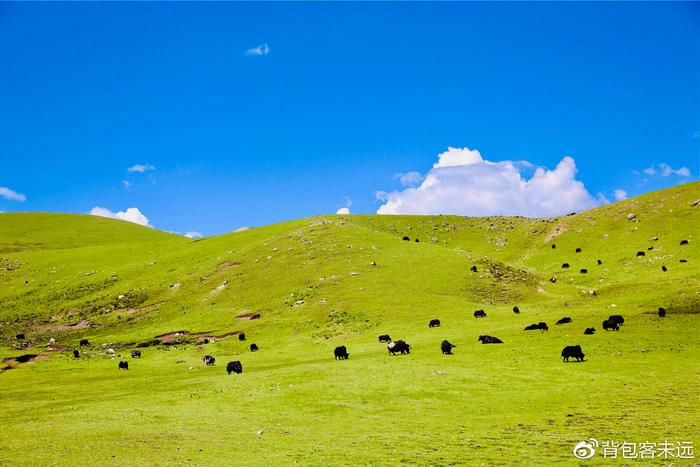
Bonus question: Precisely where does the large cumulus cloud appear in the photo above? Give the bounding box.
[377,147,598,217]
[89,206,152,227]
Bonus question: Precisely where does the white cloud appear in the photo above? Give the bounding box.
[184,231,203,238]
[234,226,251,232]
[122,180,131,189]
[245,43,270,56]
[127,164,155,173]
[335,197,352,214]
[89,206,152,227]
[659,163,690,177]
[0,186,26,202]
[394,171,424,187]
[613,189,628,201]
[376,147,598,217]
[597,192,611,205]
[642,163,691,178]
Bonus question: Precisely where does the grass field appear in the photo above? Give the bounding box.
[0,182,698,465]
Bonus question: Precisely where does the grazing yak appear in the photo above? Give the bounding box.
[473,309,486,318]
[576,248,582,253]
[378,334,391,343]
[562,263,570,269]
[478,335,503,344]
[387,340,411,355]
[429,319,441,328]
[580,269,588,274]
[470,265,478,273]
[561,345,585,362]
[597,259,603,265]
[238,333,246,341]
[584,328,596,335]
[131,350,141,358]
[203,355,216,366]
[525,322,548,332]
[658,307,666,317]
[602,319,620,331]
[513,306,520,314]
[608,315,625,326]
[73,349,80,358]
[556,317,572,325]
[79,339,90,347]
[226,361,243,375]
[661,265,667,272]
[680,259,688,263]
[441,340,456,355]
[402,236,410,241]
[680,239,689,245]
[550,277,557,283]
[118,361,129,370]
[551,244,556,249]
[250,343,258,352]
[334,346,349,360]
[636,251,645,257]
[16,333,25,340]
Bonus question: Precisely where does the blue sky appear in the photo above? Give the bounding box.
[1,2,698,235]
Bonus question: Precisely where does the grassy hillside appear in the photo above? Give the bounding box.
[0,182,698,465]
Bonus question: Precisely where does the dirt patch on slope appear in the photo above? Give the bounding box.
[196,330,245,343]
[218,260,242,271]
[3,353,50,365]
[33,319,92,334]
[235,313,262,320]
[155,330,210,343]
[545,222,568,243]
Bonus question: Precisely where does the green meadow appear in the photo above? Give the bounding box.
[0,182,698,466]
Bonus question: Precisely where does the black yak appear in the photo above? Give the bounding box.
[334,346,349,360]
[561,345,585,362]
[441,340,456,355]
[478,335,503,344]
[387,340,411,355]
[226,361,243,374]
[203,355,216,366]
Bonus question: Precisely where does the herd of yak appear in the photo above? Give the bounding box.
[96,304,666,374]
[13,238,686,375]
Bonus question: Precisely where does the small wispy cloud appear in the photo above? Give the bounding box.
[0,186,26,202]
[184,231,203,238]
[127,164,156,173]
[394,171,424,187]
[245,43,270,57]
[641,163,691,178]
[613,189,628,201]
[122,180,131,189]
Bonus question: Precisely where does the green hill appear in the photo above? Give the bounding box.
[0,182,698,465]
